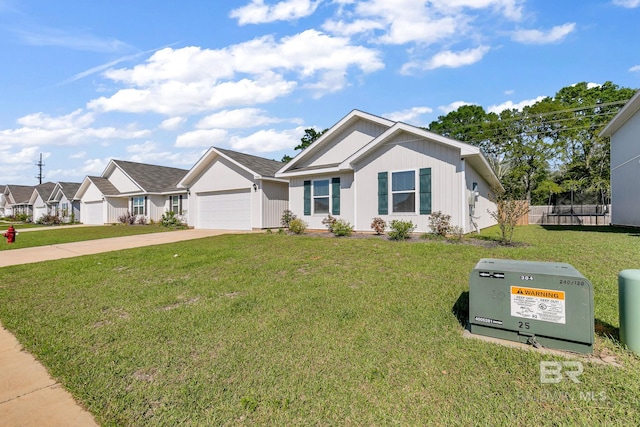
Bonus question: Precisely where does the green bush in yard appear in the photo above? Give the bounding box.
[387,220,415,240]
[330,219,354,237]
[288,218,307,234]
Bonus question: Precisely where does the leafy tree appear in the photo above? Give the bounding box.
[281,127,328,163]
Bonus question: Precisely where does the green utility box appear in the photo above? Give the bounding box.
[469,258,594,354]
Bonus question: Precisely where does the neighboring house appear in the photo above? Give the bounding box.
[47,182,81,223]
[74,160,189,225]
[29,182,56,222]
[178,147,288,230]
[600,89,640,227]
[1,184,37,218]
[276,110,501,233]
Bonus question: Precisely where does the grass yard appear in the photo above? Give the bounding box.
[0,225,639,425]
[0,225,174,251]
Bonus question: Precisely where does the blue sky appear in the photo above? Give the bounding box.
[0,0,639,184]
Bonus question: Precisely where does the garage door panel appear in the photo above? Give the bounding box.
[197,189,251,230]
[82,201,103,225]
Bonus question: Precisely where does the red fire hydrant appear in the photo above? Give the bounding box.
[4,225,16,244]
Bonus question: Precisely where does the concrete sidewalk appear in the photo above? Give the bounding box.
[0,228,255,426]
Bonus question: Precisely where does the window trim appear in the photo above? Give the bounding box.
[390,169,417,214]
[132,196,145,216]
[312,178,331,215]
[170,195,181,214]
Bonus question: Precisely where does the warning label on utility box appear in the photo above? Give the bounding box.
[510,286,566,324]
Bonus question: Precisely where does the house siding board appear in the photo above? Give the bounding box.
[289,173,354,230]
[464,165,497,231]
[354,135,463,233]
[297,120,388,170]
[106,198,129,223]
[610,112,640,226]
[261,181,289,228]
[109,168,141,193]
[32,195,48,222]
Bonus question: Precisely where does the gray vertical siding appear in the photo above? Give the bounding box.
[261,181,289,229]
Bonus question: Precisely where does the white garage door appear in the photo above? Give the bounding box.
[197,189,251,230]
[82,201,103,225]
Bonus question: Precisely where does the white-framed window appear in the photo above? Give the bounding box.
[170,195,180,214]
[313,179,330,214]
[61,202,69,217]
[391,170,416,213]
[132,197,145,215]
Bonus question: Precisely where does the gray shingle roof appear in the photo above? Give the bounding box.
[5,185,35,204]
[57,182,81,199]
[215,147,284,178]
[112,160,189,193]
[88,177,121,196]
[34,182,56,200]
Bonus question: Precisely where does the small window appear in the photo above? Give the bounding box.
[170,196,180,214]
[313,180,330,214]
[133,197,145,215]
[392,170,416,213]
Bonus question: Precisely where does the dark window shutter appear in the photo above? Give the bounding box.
[331,177,340,215]
[378,172,388,215]
[303,180,311,215]
[419,168,432,215]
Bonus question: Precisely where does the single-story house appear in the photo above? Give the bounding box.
[74,160,189,225]
[1,184,41,218]
[29,182,56,222]
[600,89,640,227]
[276,110,501,234]
[178,147,288,230]
[47,182,81,223]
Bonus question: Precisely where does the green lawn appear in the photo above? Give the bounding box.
[0,225,174,251]
[1,226,639,425]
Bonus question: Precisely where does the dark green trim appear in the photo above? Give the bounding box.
[303,180,311,215]
[378,172,388,215]
[419,168,432,215]
[331,177,340,215]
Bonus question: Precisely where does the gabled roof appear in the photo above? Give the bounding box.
[600,89,640,137]
[277,109,394,175]
[275,109,502,189]
[4,184,36,204]
[88,176,121,196]
[179,147,286,188]
[105,160,189,193]
[29,182,56,204]
[47,182,82,202]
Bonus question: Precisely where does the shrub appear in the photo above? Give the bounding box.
[387,220,415,240]
[429,211,452,237]
[36,214,62,225]
[370,217,386,235]
[15,213,29,223]
[487,186,530,245]
[136,215,148,225]
[288,218,307,234]
[331,219,354,237]
[322,214,337,232]
[449,225,465,241]
[118,211,136,225]
[281,210,297,228]
[160,211,184,228]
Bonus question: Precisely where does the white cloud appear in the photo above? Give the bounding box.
[175,129,229,148]
[0,110,151,147]
[322,19,385,37]
[14,26,131,52]
[383,107,433,123]
[512,23,576,44]
[402,45,490,73]
[230,127,305,152]
[196,108,295,129]
[438,101,473,114]
[613,0,640,8]
[89,30,383,115]
[70,151,86,159]
[230,0,320,25]
[504,89,515,95]
[430,0,524,20]
[487,95,545,113]
[629,65,640,72]
[160,117,187,131]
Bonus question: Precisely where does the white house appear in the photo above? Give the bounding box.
[29,182,56,222]
[178,147,288,230]
[276,110,501,233]
[600,89,640,227]
[74,160,189,225]
[47,182,81,223]
[1,185,36,218]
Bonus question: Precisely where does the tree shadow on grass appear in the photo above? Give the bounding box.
[595,318,620,342]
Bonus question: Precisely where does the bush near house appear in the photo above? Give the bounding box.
[387,220,416,240]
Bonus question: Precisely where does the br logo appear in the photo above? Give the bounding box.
[539,361,583,384]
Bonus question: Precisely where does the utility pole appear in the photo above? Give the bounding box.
[35,153,45,184]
